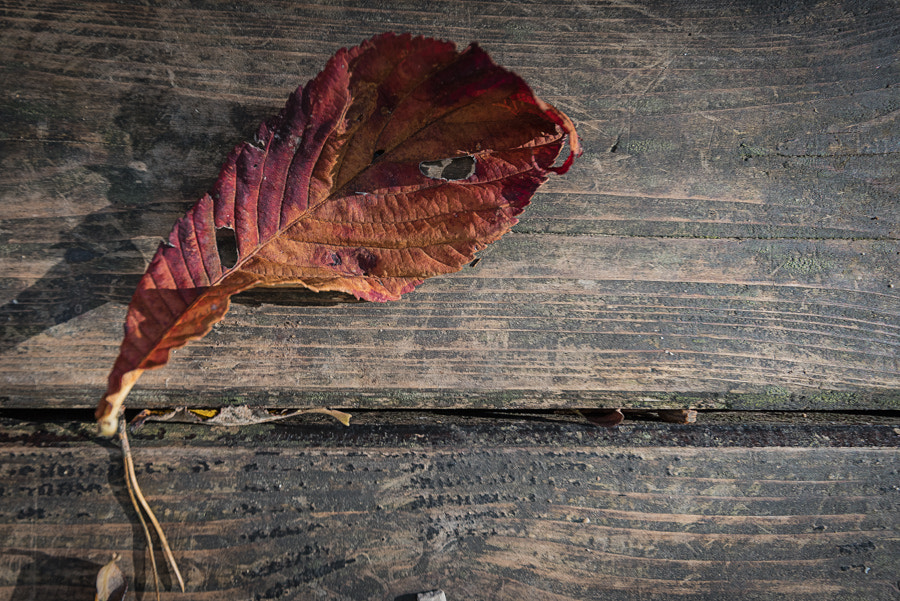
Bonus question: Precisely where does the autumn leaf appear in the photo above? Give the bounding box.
[96,32,581,436]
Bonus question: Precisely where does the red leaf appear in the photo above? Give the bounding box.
[96,33,580,435]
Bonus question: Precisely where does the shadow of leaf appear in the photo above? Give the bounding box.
[0,209,146,354]
[0,87,278,355]
[6,549,102,600]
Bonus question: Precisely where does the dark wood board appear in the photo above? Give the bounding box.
[1,0,899,412]
[1,412,899,600]
[2,4,898,599]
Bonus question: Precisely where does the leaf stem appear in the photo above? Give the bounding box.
[118,416,186,593]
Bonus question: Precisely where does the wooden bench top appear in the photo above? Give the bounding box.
[1,0,897,413]
[1,413,898,600]
[1,1,898,600]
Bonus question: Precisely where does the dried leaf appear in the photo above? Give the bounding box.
[656,409,698,424]
[96,33,580,435]
[95,554,127,601]
[132,405,351,427]
[579,408,625,428]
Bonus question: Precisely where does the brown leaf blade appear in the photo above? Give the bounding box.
[97,33,580,435]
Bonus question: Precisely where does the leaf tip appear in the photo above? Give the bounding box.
[98,415,119,438]
[96,368,144,437]
[332,409,352,426]
[534,96,582,175]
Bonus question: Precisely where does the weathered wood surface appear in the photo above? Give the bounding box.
[1,0,899,411]
[1,413,898,600]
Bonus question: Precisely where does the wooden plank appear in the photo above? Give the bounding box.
[2,235,899,409]
[1,0,898,410]
[1,414,898,600]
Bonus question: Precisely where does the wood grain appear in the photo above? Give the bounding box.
[1,0,899,410]
[1,415,898,600]
[2,234,897,410]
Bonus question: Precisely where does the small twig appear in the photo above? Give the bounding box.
[118,416,186,593]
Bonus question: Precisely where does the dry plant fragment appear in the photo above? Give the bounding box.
[95,554,127,601]
[132,405,351,428]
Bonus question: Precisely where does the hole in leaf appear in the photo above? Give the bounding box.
[215,227,238,269]
[353,248,377,276]
[372,149,385,161]
[419,155,476,181]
